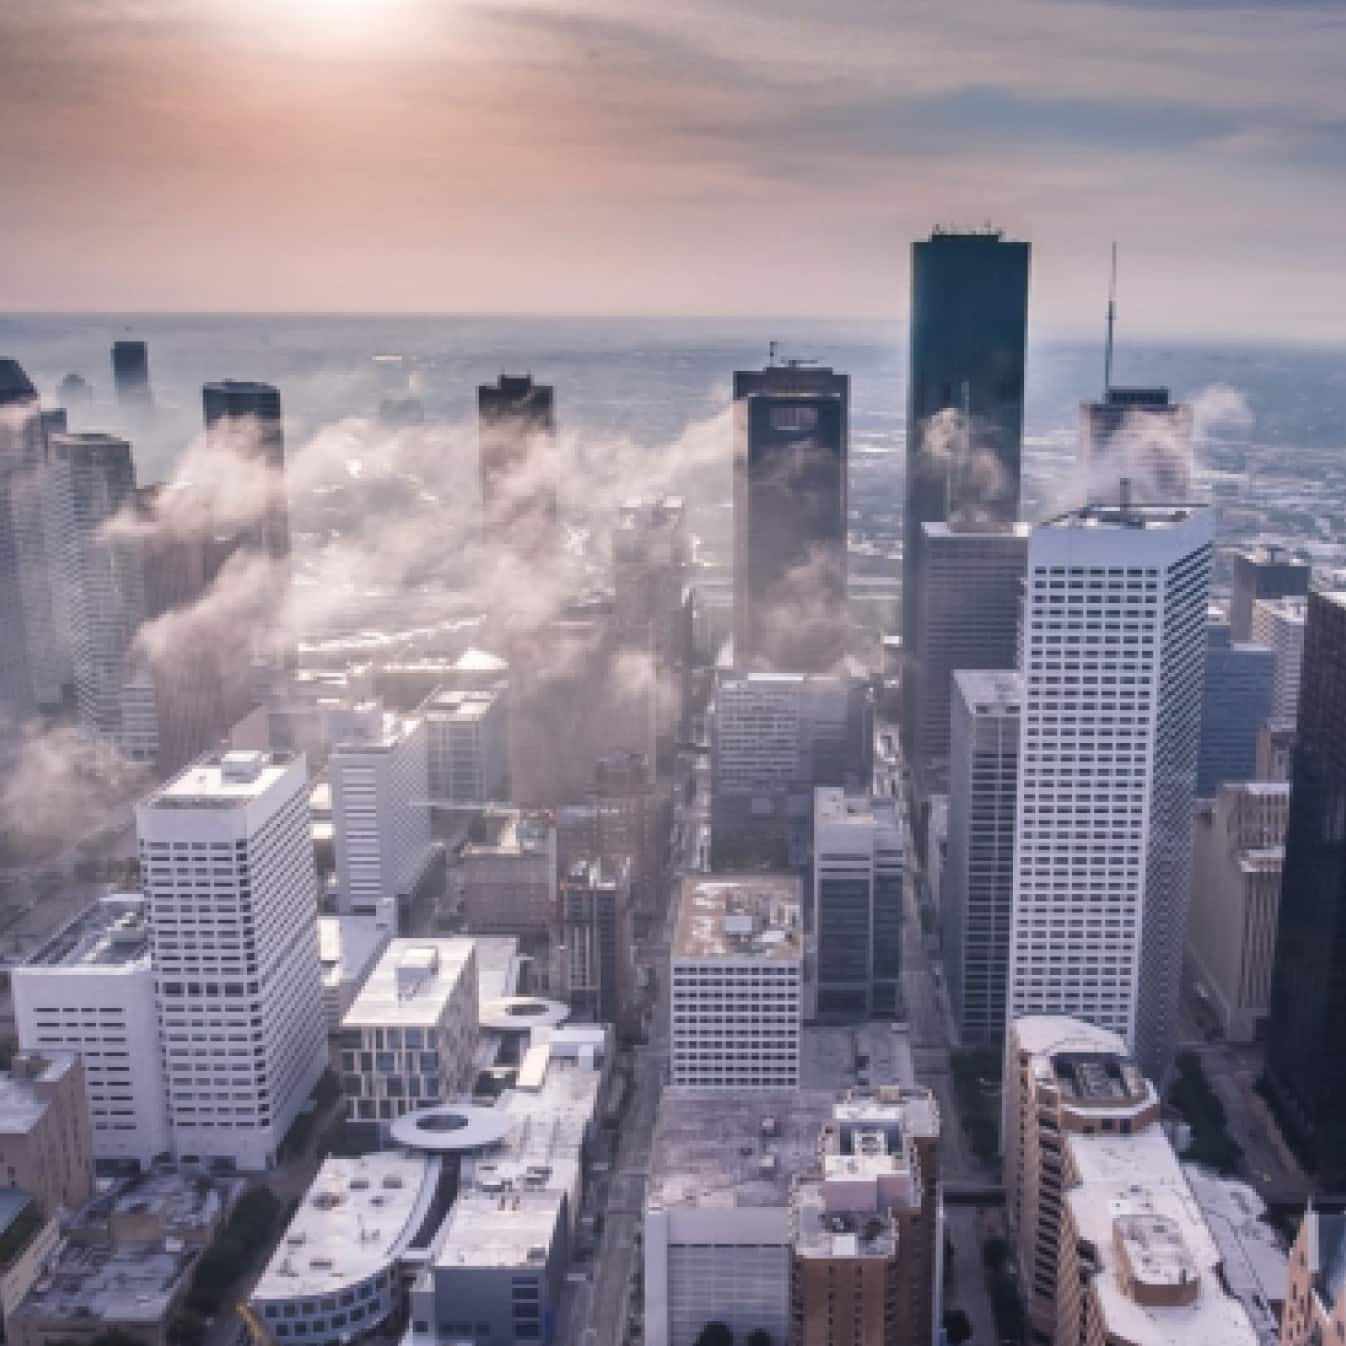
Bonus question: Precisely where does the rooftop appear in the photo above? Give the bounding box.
[12,1244,194,1325]
[954,668,1023,711]
[464,810,552,857]
[252,1152,441,1303]
[23,895,150,970]
[76,1167,229,1237]
[922,521,1032,541]
[1043,502,1203,531]
[343,940,476,1029]
[1253,594,1309,623]
[673,873,803,961]
[0,1053,80,1134]
[422,688,500,721]
[433,1186,565,1272]
[145,750,297,809]
[331,709,421,753]
[317,915,388,994]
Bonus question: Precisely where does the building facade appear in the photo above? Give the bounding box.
[421,686,508,804]
[202,379,290,568]
[0,1053,94,1220]
[560,858,633,1028]
[1197,620,1275,797]
[477,373,556,533]
[461,810,557,942]
[1251,594,1308,724]
[1230,545,1309,642]
[1077,386,1194,503]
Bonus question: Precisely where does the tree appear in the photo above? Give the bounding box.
[695,1324,734,1346]
[746,1331,772,1346]
[943,1308,973,1345]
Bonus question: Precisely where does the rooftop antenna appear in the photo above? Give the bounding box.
[1104,242,1118,397]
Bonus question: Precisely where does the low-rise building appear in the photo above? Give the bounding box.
[1282,1204,1346,1346]
[461,811,557,942]
[0,1054,94,1220]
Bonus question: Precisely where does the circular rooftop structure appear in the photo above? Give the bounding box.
[479,995,570,1033]
[389,1104,514,1153]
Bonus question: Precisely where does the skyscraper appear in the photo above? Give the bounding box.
[1009,502,1213,1080]
[477,373,556,531]
[1264,591,1346,1181]
[137,749,326,1170]
[1196,620,1274,797]
[202,379,290,567]
[1230,545,1310,642]
[902,230,1030,762]
[111,340,152,411]
[733,362,848,674]
[47,432,143,744]
[1251,593,1308,723]
[1078,386,1194,503]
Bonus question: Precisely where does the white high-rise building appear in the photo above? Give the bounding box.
[421,686,508,804]
[330,707,434,931]
[1009,503,1213,1079]
[137,749,327,1171]
[13,895,172,1168]
[1250,594,1307,723]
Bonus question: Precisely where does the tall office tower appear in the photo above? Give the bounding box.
[1078,386,1194,503]
[670,873,804,1088]
[1256,716,1296,782]
[560,856,632,1027]
[329,706,434,932]
[57,372,92,410]
[47,432,144,743]
[1265,591,1346,1182]
[13,895,172,1167]
[0,360,62,713]
[1251,593,1308,723]
[477,373,557,531]
[944,670,1020,1045]
[1230,544,1310,642]
[907,522,1027,803]
[1003,1017,1161,1343]
[902,230,1029,761]
[790,1091,941,1346]
[1009,502,1214,1080]
[812,789,904,1017]
[137,749,326,1170]
[111,340,152,411]
[1196,619,1274,797]
[202,379,290,567]
[591,750,673,916]
[732,362,848,674]
[1187,782,1288,1044]
[421,685,508,803]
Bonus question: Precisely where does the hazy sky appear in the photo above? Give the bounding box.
[3,0,1344,336]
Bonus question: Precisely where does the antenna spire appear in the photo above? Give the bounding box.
[1104,242,1118,396]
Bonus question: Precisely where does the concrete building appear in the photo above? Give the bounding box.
[461,810,557,942]
[421,686,508,804]
[12,896,172,1167]
[317,915,388,1031]
[330,707,434,930]
[477,373,556,533]
[1003,1016,1160,1343]
[1250,594,1307,724]
[790,1090,942,1346]
[1229,545,1309,642]
[338,940,479,1141]
[644,1089,837,1346]
[670,874,805,1089]
[559,857,633,1028]
[1187,783,1289,1043]
[0,1053,94,1220]
[1281,1205,1346,1346]
[1009,503,1214,1080]
[812,789,904,1017]
[251,1151,445,1346]
[1196,621,1274,797]
[943,670,1020,1044]
[137,750,327,1170]
[1078,386,1195,503]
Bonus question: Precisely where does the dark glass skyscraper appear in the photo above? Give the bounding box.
[202,379,290,567]
[1265,590,1346,1180]
[901,231,1029,760]
[732,362,848,673]
[477,373,556,531]
[112,340,152,410]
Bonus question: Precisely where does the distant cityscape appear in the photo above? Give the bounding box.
[0,226,1343,1346]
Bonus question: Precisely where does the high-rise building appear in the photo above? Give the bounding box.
[421,685,508,804]
[329,706,434,931]
[906,522,1027,802]
[1187,782,1288,1044]
[111,340,151,411]
[202,379,290,567]
[1251,593,1308,723]
[1256,716,1296,782]
[670,873,804,1088]
[1009,502,1213,1079]
[812,789,904,1017]
[733,362,848,674]
[137,749,327,1170]
[460,809,557,943]
[57,372,92,410]
[1265,591,1346,1181]
[1196,620,1274,797]
[560,856,633,1027]
[48,432,143,744]
[944,670,1020,1044]
[1078,386,1194,503]
[1230,545,1309,642]
[903,230,1029,762]
[477,373,556,530]
[13,895,172,1167]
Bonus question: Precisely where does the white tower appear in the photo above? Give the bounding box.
[1009,501,1213,1079]
[137,749,327,1171]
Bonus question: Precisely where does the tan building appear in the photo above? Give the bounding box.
[790,1089,941,1346]
[462,809,557,940]
[0,1053,93,1220]
[1256,718,1295,783]
[1003,1017,1160,1344]
[1281,1205,1346,1345]
[1188,782,1289,1043]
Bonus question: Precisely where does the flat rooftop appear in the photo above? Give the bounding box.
[318,915,388,991]
[434,1187,564,1272]
[145,750,296,809]
[252,1152,441,1303]
[1043,502,1201,531]
[813,788,895,828]
[648,1089,836,1212]
[1253,594,1309,623]
[674,873,803,961]
[955,668,1022,711]
[795,1173,898,1260]
[922,521,1031,541]
[423,688,500,720]
[331,709,421,753]
[464,810,552,857]
[343,940,476,1028]
[473,936,523,1005]
[0,1053,79,1134]
[11,1244,194,1325]
[1013,1015,1128,1060]
[24,895,149,970]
